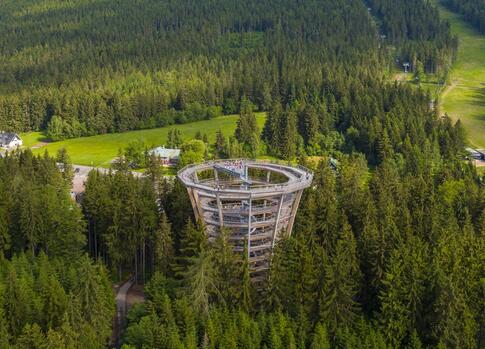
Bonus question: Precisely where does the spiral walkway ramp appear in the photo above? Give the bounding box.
[178,159,313,281]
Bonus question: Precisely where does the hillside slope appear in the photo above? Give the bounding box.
[437,2,485,148]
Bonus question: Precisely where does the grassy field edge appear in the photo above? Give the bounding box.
[22,113,266,167]
[436,2,485,149]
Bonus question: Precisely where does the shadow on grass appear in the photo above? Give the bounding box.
[27,133,53,148]
[37,135,52,143]
[471,84,485,116]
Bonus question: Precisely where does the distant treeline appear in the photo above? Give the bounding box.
[0,0,454,139]
[442,0,485,33]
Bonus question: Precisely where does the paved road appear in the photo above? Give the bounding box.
[474,159,485,168]
[116,277,134,324]
[71,164,143,195]
[114,277,135,348]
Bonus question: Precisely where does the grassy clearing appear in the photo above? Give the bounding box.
[22,113,266,167]
[392,68,444,100]
[21,132,48,148]
[436,3,485,149]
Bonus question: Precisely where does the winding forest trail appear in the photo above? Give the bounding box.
[436,3,485,149]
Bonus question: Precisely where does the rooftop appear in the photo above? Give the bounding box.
[0,132,21,145]
[149,147,180,159]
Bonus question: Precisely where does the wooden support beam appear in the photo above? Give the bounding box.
[215,191,224,227]
[286,190,303,236]
[247,195,252,259]
[192,190,205,221]
[186,188,200,221]
[271,194,285,250]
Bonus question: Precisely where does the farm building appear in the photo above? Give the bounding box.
[0,132,22,149]
[149,147,181,165]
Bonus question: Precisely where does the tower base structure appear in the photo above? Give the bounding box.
[177,159,313,281]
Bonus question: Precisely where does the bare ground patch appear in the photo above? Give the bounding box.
[31,141,50,149]
[127,284,145,311]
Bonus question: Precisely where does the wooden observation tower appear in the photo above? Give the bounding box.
[178,159,313,282]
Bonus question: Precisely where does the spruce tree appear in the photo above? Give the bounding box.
[413,60,425,84]
[262,99,283,157]
[0,284,10,349]
[18,183,40,255]
[4,264,34,338]
[55,148,73,184]
[183,250,217,317]
[214,130,228,159]
[15,323,46,349]
[379,238,427,347]
[319,218,361,334]
[235,96,259,157]
[240,241,253,313]
[281,109,298,160]
[313,159,338,249]
[406,329,423,349]
[73,256,114,343]
[377,129,393,164]
[299,104,319,146]
[37,260,68,329]
[431,224,479,348]
[310,323,331,349]
[145,153,162,185]
[211,228,240,306]
[0,210,10,255]
[174,219,207,279]
[153,213,174,276]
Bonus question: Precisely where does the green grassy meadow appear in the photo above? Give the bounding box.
[21,132,49,148]
[436,3,485,149]
[22,113,266,167]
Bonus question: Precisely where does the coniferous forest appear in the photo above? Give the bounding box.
[367,0,457,73]
[0,0,455,139]
[441,0,485,33]
[0,152,114,348]
[0,0,484,348]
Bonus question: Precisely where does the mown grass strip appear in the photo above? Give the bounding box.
[437,3,485,149]
[22,113,266,167]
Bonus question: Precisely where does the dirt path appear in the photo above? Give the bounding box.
[474,158,485,167]
[440,80,457,103]
[393,72,410,82]
[127,284,145,309]
[31,141,50,149]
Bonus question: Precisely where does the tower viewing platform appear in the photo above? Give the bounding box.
[177,159,313,281]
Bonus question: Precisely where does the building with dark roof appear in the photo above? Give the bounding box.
[0,132,22,149]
